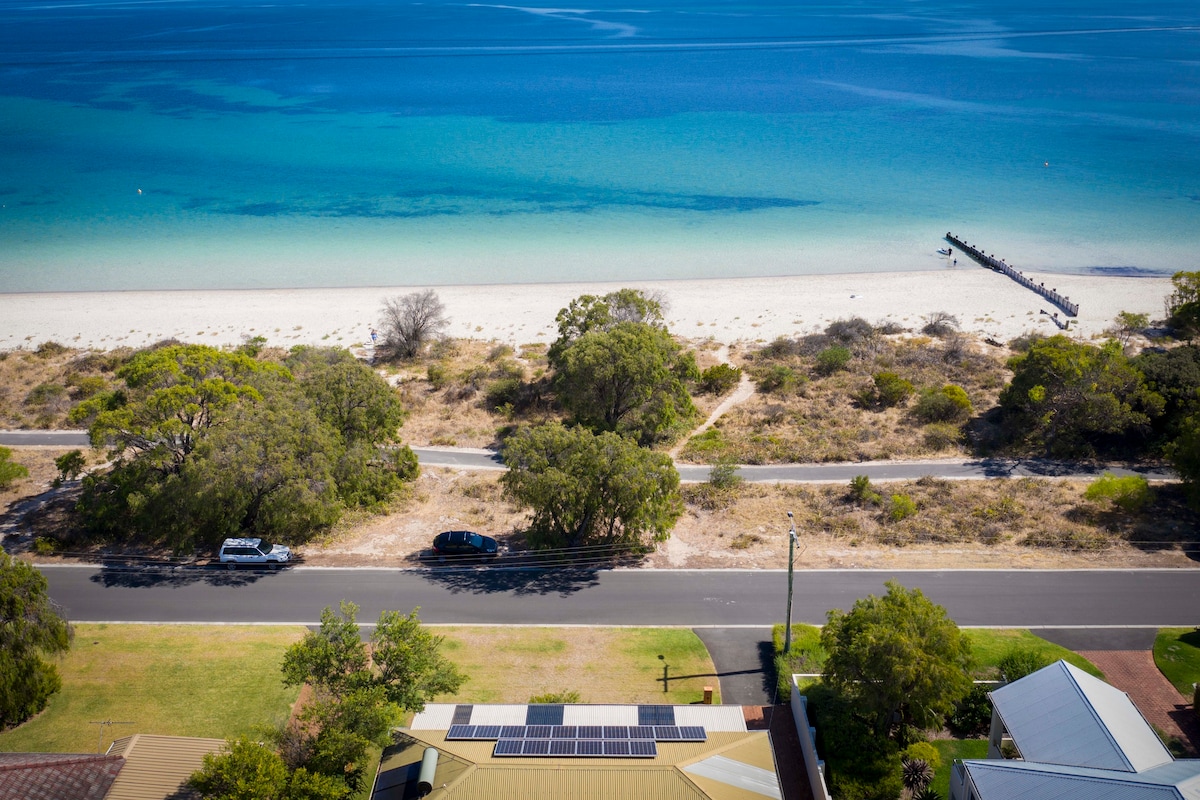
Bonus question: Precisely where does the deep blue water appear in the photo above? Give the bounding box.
[0,0,1197,291]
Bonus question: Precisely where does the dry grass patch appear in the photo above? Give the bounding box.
[0,624,304,753]
[0,344,126,429]
[436,627,719,705]
[679,329,1011,463]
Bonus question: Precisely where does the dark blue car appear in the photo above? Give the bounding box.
[431,530,499,560]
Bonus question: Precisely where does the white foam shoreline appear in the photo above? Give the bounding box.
[0,269,1171,352]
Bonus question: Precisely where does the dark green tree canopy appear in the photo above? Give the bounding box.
[821,580,973,740]
[501,422,683,550]
[998,335,1163,456]
[548,288,666,361]
[74,344,414,551]
[0,446,29,490]
[0,553,73,729]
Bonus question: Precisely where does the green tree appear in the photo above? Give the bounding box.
[0,552,73,729]
[0,446,29,490]
[547,288,666,362]
[53,449,86,483]
[501,423,683,550]
[997,648,1052,683]
[376,290,449,361]
[1133,344,1200,441]
[1168,412,1200,505]
[288,348,405,445]
[551,321,697,444]
[279,602,463,791]
[188,737,347,800]
[821,581,973,740]
[998,335,1163,456]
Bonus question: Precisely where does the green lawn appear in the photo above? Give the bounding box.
[0,624,305,754]
[437,626,720,705]
[963,629,1104,678]
[1153,627,1200,696]
[930,738,988,798]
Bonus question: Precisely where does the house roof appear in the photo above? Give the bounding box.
[377,704,781,800]
[0,753,123,800]
[961,757,1200,800]
[103,734,226,800]
[989,660,1173,772]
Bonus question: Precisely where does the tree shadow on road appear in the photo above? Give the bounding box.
[88,563,286,588]
[416,566,601,597]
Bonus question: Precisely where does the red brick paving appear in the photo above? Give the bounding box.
[1077,650,1200,756]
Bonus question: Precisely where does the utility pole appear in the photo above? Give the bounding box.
[784,510,797,654]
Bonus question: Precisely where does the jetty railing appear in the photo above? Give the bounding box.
[945,232,1079,317]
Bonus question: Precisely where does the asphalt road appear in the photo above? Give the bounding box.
[0,431,1173,482]
[40,566,1200,628]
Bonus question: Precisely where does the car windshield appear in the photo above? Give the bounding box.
[256,541,273,555]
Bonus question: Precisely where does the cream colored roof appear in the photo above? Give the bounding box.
[373,728,781,800]
[103,734,225,800]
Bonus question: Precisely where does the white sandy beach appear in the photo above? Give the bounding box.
[0,268,1171,352]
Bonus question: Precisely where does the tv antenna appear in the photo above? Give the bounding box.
[89,720,135,753]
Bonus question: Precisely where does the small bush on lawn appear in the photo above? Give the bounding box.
[1084,472,1154,512]
[816,345,852,376]
[699,363,741,395]
[529,690,581,704]
[903,742,942,771]
[873,371,914,408]
[999,647,1053,682]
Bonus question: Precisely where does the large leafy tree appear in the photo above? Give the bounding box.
[548,290,697,444]
[278,602,463,792]
[188,737,345,800]
[821,581,972,740]
[998,335,1163,456]
[501,422,683,550]
[72,344,414,550]
[0,553,72,729]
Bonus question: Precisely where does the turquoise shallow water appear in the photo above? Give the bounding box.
[0,0,1197,291]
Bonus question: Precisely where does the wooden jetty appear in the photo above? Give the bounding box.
[945,232,1079,318]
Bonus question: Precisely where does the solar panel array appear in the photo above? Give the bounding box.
[447,722,705,759]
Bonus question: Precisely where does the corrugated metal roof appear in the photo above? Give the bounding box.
[683,755,782,799]
[963,758,1200,800]
[103,734,225,800]
[413,704,748,732]
[373,725,780,799]
[990,660,1172,772]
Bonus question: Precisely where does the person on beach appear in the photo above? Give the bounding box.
[370,328,378,345]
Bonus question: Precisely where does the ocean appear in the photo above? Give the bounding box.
[1,0,1197,292]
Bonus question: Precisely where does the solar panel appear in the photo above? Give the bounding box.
[446,725,476,740]
[452,704,474,725]
[679,726,707,742]
[629,725,655,739]
[578,726,603,739]
[522,739,551,755]
[577,740,603,756]
[550,726,577,739]
[630,741,658,757]
[475,725,502,739]
[500,725,526,739]
[638,705,675,726]
[603,740,630,756]
[654,726,681,740]
[525,704,564,726]
[550,740,576,756]
[603,726,628,739]
[494,740,523,756]
[525,725,551,739]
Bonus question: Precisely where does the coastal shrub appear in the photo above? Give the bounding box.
[529,690,581,704]
[377,289,450,361]
[755,365,803,395]
[707,460,744,490]
[888,493,918,522]
[1084,473,1154,512]
[24,382,70,415]
[486,377,524,411]
[848,475,882,506]
[54,450,86,484]
[914,384,972,423]
[426,363,450,390]
[875,320,906,335]
[758,336,801,360]
[815,346,852,376]
[921,311,959,337]
[65,373,107,399]
[34,340,69,358]
[923,422,963,450]
[1008,330,1047,353]
[487,343,514,362]
[699,363,741,395]
[825,317,875,345]
[0,446,29,489]
[873,371,914,408]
